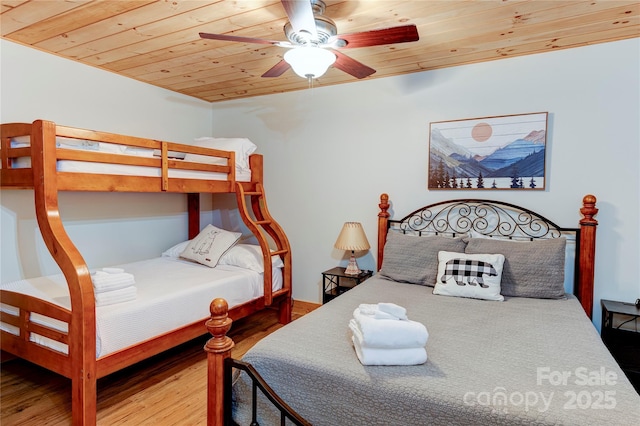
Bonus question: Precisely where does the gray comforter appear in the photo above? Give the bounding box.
[233,277,640,425]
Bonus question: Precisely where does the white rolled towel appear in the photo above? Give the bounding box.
[95,286,137,307]
[358,304,400,320]
[351,309,428,349]
[357,303,408,320]
[377,302,408,320]
[351,335,427,366]
[92,270,135,293]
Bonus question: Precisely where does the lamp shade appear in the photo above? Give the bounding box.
[334,222,370,251]
[284,46,336,79]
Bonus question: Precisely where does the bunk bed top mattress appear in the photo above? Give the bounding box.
[9,156,251,182]
[6,137,251,181]
[1,257,282,357]
[233,276,640,426]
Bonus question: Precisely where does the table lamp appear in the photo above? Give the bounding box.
[334,222,370,275]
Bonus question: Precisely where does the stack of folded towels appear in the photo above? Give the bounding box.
[349,302,428,366]
[91,267,137,307]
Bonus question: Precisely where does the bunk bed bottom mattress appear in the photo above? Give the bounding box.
[0,257,282,357]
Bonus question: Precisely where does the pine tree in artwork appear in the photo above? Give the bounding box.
[519,177,524,188]
[436,160,446,188]
[466,177,472,188]
[460,178,465,188]
[492,180,497,189]
[428,163,437,188]
[529,177,536,188]
[510,166,520,188]
[476,172,485,188]
[451,175,458,188]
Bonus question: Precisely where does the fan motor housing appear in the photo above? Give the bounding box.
[284,0,337,46]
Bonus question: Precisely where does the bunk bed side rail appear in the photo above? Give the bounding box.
[0,289,73,376]
[2,120,244,192]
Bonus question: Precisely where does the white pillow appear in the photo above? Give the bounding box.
[179,225,241,268]
[162,240,190,258]
[184,137,257,172]
[218,244,285,273]
[433,251,505,301]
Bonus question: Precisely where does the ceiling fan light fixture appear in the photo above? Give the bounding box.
[284,46,336,79]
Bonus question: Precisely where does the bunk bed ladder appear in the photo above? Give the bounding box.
[235,183,292,317]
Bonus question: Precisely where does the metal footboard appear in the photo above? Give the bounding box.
[226,358,311,426]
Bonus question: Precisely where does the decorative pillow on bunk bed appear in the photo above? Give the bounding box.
[179,224,241,268]
[218,244,285,273]
[433,251,505,301]
[464,237,566,299]
[379,231,467,286]
[184,137,257,172]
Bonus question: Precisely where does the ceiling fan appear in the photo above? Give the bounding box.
[199,0,419,80]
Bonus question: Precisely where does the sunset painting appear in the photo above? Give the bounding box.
[428,112,548,190]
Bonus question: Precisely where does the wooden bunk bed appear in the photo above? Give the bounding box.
[205,194,640,425]
[0,119,292,425]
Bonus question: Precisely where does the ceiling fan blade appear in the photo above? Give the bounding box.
[333,24,419,49]
[262,60,291,78]
[199,32,289,46]
[332,50,375,79]
[281,0,318,39]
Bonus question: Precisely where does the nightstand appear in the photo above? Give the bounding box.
[600,299,640,393]
[322,267,372,304]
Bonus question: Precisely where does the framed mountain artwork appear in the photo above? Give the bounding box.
[428,112,548,190]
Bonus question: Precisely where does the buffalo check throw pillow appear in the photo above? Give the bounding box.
[433,251,505,301]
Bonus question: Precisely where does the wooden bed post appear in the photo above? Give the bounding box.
[377,193,390,271]
[578,194,598,319]
[187,193,200,239]
[205,298,235,426]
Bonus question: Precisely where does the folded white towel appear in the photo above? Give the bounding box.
[95,286,137,307]
[358,304,400,320]
[91,270,135,293]
[351,335,427,366]
[351,309,429,349]
[101,267,125,274]
[377,302,408,320]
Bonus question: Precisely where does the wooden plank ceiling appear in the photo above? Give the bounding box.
[2,0,638,103]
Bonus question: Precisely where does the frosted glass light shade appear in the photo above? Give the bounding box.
[284,46,336,79]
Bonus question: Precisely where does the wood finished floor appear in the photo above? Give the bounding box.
[0,301,319,425]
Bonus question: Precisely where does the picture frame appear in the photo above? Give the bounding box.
[428,112,548,190]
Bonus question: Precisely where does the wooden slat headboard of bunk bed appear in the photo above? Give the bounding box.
[0,120,291,425]
[204,193,599,425]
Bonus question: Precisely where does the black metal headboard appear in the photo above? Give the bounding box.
[387,199,578,240]
[382,198,581,295]
[377,194,598,317]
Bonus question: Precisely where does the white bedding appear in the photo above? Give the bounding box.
[56,159,251,181]
[6,137,252,181]
[0,257,282,357]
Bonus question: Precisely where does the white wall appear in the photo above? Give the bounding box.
[210,39,640,328]
[2,38,638,330]
[0,40,213,282]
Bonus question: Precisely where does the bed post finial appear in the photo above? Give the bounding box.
[205,298,234,426]
[578,195,598,319]
[377,194,391,271]
[580,195,598,225]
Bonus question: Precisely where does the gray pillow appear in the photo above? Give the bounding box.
[464,237,566,299]
[379,232,467,286]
